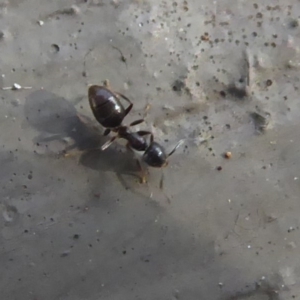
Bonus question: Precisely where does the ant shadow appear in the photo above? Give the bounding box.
[24,89,102,152]
[24,89,142,189]
[79,147,144,189]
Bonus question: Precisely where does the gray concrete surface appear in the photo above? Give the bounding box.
[1,0,300,299]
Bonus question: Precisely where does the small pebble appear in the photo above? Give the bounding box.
[286,241,296,249]
[70,5,80,15]
[60,250,71,257]
[224,151,232,159]
[13,83,22,90]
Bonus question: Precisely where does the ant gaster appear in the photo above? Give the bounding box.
[88,83,144,136]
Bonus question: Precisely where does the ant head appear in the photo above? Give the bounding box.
[143,142,168,168]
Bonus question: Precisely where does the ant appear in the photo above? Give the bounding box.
[88,81,183,184]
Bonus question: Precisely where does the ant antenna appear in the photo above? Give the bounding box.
[83,47,95,86]
[112,46,128,69]
[168,139,184,157]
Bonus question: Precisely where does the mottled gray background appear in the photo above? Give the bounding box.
[1,0,300,299]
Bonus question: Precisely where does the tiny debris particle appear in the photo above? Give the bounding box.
[37,20,44,26]
[217,166,222,171]
[201,34,209,41]
[73,234,80,239]
[61,250,71,257]
[61,5,80,15]
[224,152,232,159]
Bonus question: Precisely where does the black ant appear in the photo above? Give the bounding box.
[88,81,183,184]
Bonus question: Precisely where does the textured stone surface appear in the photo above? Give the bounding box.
[1,0,300,299]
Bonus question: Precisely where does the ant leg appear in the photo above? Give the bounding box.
[125,141,133,152]
[143,103,151,118]
[136,130,153,137]
[136,130,154,144]
[124,102,133,116]
[115,92,133,117]
[136,159,147,184]
[101,135,118,151]
[126,142,147,184]
[150,132,154,143]
[103,128,111,136]
[159,170,164,190]
[167,140,184,157]
[129,119,144,127]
